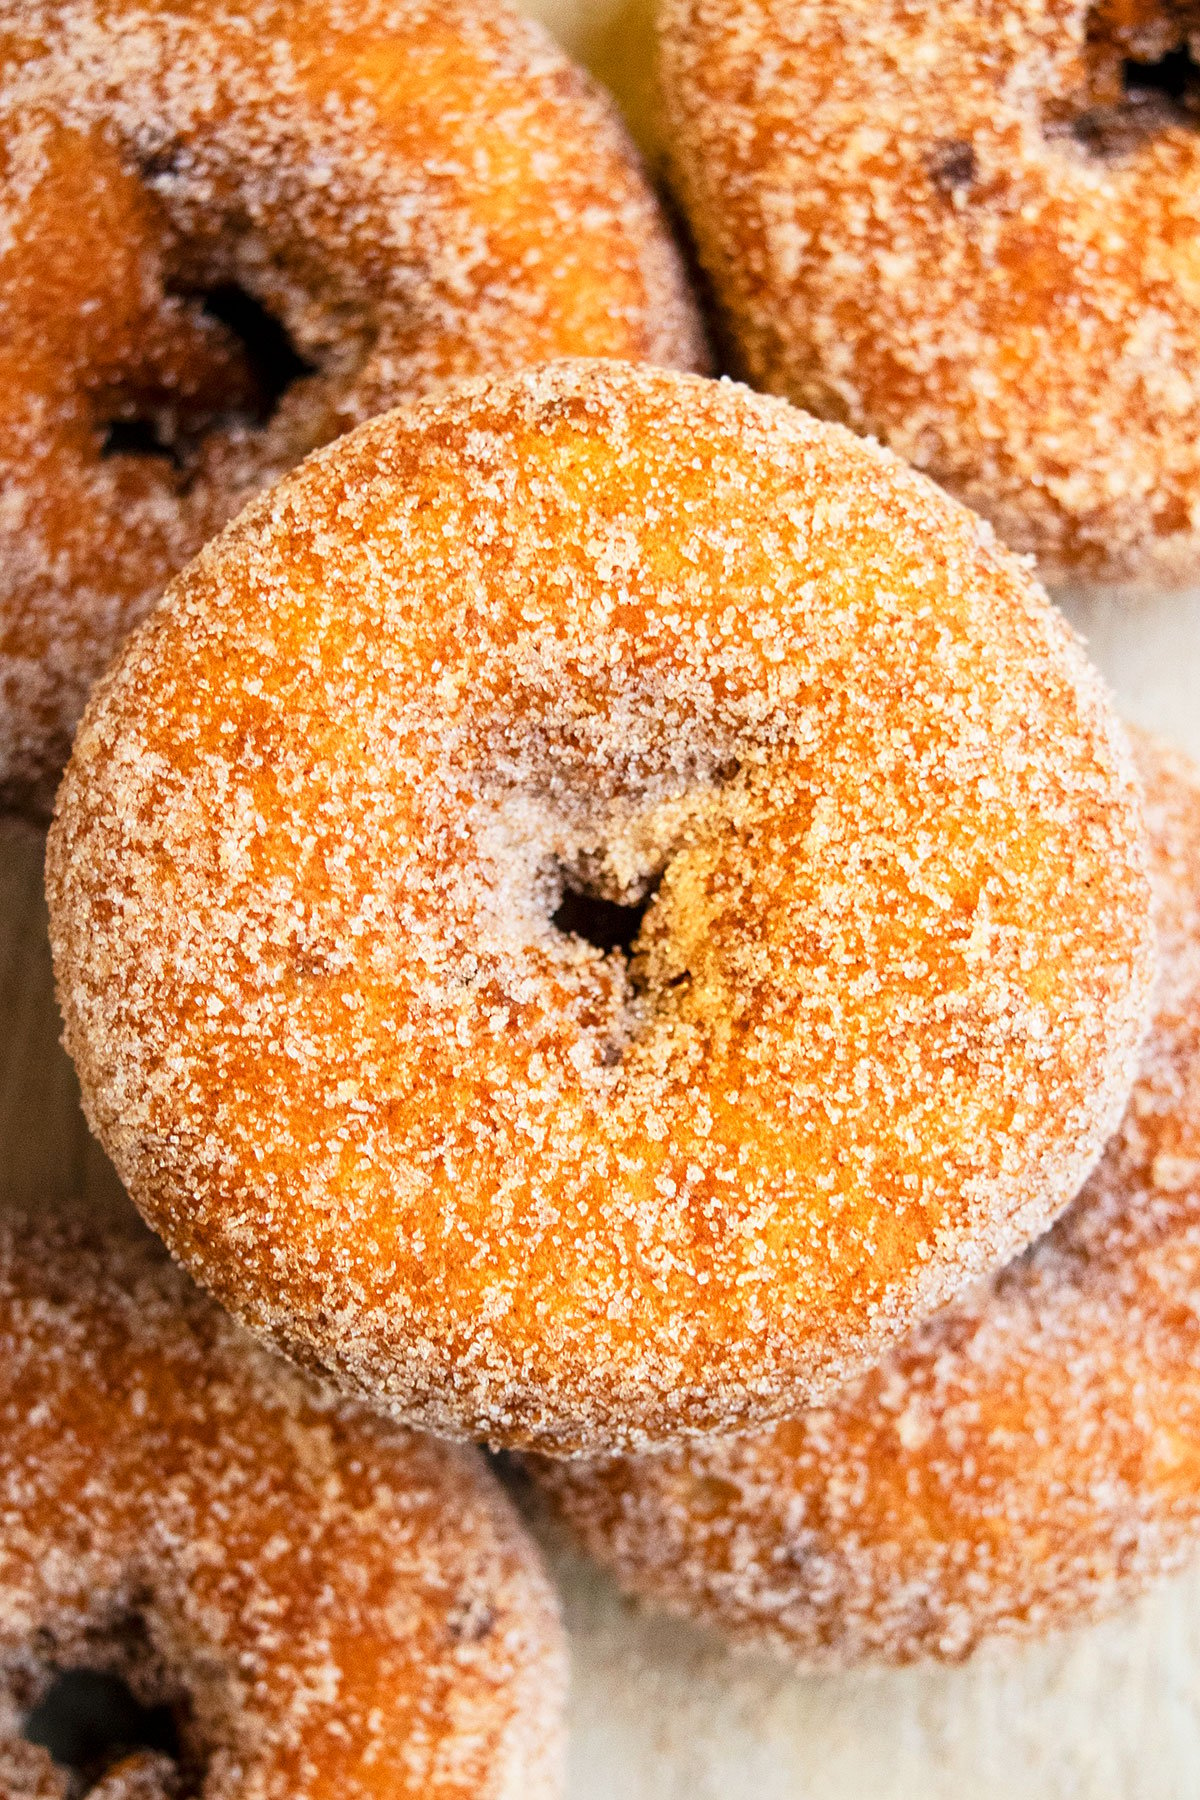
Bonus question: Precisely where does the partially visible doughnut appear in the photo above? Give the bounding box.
[0,0,704,810]
[530,733,1200,1664]
[0,1201,565,1798]
[657,0,1200,588]
[46,361,1154,1455]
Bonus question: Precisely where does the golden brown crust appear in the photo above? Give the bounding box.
[0,1201,566,1798]
[0,0,705,810]
[530,732,1200,1665]
[658,0,1200,589]
[46,360,1154,1455]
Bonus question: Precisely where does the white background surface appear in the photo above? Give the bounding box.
[0,2,1196,1793]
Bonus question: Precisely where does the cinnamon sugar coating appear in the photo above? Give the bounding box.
[530,733,1200,1665]
[46,361,1153,1455]
[0,0,704,811]
[0,1201,565,1799]
[658,0,1200,588]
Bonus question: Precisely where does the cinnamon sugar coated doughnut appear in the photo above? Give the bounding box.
[0,1203,565,1797]
[657,0,1200,587]
[46,360,1154,1456]
[0,0,704,811]
[531,732,1200,1665]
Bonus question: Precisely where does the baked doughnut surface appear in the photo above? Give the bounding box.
[0,0,704,810]
[658,0,1200,588]
[0,1202,565,1798]
[46,361,1154,1455]
[531,733,1200,1664]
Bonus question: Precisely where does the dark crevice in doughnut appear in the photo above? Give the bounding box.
[652,181,723,372]
[1104,35,1200,132]
[1059,7,1200,152]
[139,141,183,182]
[927,138,978,197]
[98,284,314,473]
[1122,38,1200,103]
[100,416,184,468]
[551,873,662,961]
[446,1595,498,1644]
[197,283,316,424]
[551,866,695,1069]
[23,1668,182,1798]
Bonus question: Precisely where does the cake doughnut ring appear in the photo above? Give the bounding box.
[46,360,1154,1457]
[531,733,1200,1664]
[0,0,704,811]
[658,0,1200,588]
[0,1201,565,1799]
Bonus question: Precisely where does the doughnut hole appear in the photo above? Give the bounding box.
[545,758,745,1018]
[478,777,739,1074]
[551,878,660,964]
[5,1613,202,1800]
[1053,2,1200,152]
[23,1674,181,1799]
[21,127,327,501]
[96,283,316,473]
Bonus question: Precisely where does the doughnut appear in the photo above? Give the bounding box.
[0,1201,565,1797]
[530,732,1200,1664]
[46,359,1154,1457]
[657,0,1200,588]
[0,0,705,812]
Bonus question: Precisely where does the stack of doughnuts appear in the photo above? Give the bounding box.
[2,3,1200,1787]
